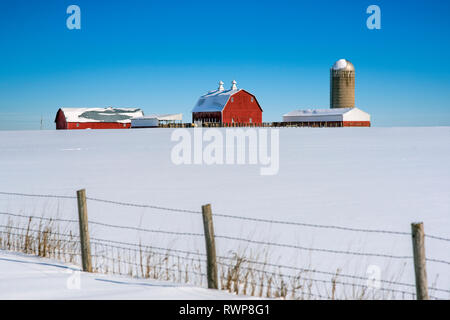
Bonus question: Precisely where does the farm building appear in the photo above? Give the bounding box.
[55,107,144,130]
[282,59,371,127]
[282,107,371,127]
[131,113,183,128]
[192,81,262,125]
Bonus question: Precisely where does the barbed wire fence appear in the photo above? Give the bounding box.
[0,190,449,300]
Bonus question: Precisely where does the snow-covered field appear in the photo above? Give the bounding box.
[0,250,245,299]
[0,127,449,299]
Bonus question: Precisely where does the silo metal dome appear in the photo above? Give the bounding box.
[330,59,355,109]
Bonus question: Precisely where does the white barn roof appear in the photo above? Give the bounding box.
[192,88,241,113]
[192,80,246,113]
[58,107,144,123]
[283,107,370,122]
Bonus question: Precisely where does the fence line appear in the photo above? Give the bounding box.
[1,191,450,243]
[2,190,450,300]
[215,256,417,289]
[90,243,417,299]
[2,223,449,295]
[0,210,419,261]
[216,260,417,297]
[90,236,417,289]
[87,236,450,294]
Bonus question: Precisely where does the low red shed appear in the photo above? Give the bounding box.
[55,107,144,130]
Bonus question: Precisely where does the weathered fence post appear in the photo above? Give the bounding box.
[201,204,218,289]
[77,189,92,272]
[411,222,428,300]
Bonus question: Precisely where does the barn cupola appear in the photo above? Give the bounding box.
[218,81,224,92]
[231,80,237,90]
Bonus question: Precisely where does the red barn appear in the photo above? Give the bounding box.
[192,81,262,124]
[55,107,144,130]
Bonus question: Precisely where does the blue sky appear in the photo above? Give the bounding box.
[0,0,449,129]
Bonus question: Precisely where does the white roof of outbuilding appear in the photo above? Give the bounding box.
[283,107,370,122]
[132,113,183,121]
[284,108,353,117]
[192,88,241,113]
[58,107,144,123]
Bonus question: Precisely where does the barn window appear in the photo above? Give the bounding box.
[123,123,126,127]
[76,123,79,127]
[249,118,252,123]
[231,97,234,103]
[251,97,254,102]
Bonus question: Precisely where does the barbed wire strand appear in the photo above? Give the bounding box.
[425,234,450,243]
[426,258,450,266]
[86,196,201,214]
[0,212,78,224]
[88,220,203,237]
[215,234,413,260]
[0,191,76,200]
[0,225,79,239]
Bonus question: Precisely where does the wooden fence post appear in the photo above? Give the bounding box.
[77,189,92,272]
[202,204,218,289]
[411,222,428,300]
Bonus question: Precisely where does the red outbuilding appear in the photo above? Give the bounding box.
[192,81,262,124]
[55,107,144,130]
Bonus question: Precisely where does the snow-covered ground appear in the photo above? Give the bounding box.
[0,250,246,299]
[0,127,449,299]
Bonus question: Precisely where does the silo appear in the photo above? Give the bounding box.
[330,59,355,109]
